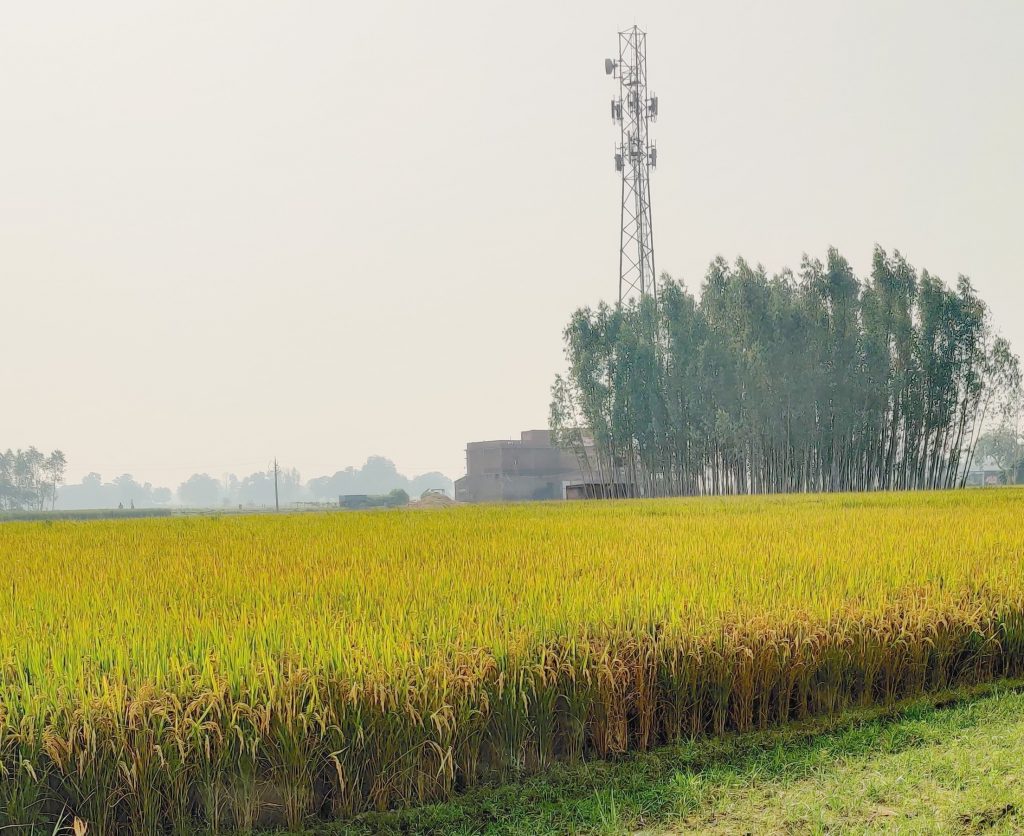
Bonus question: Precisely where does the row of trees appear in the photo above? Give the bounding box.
[306,456,452,500]
[0,448,67,511]
[551,247,1020,496]
[177,458,453,507]
[52,457,454,510]
[59,473,173,510]
[177,467,303,507]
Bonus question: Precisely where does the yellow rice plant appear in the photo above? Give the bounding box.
[1,489,1023,832]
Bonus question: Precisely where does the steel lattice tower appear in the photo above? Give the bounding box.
[606,26,658,305]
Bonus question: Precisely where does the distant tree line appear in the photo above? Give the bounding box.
[177,468,305,508]
[59,473,174,510]
[50,456,453,510]
[0,448,66,511]
[306,455,451,500]
[551,247,1021,496]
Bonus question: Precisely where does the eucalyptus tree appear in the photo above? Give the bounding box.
[0,447,67,510]
[552,247,1019,497]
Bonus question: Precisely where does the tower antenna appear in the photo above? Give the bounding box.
[606,26,658,306]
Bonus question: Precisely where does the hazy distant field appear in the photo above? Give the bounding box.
[2,490,1024,833]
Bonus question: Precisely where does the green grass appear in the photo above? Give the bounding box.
[299,681,1024,835]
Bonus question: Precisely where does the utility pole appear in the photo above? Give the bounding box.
[606,26,659,306]
[273,457,279,512]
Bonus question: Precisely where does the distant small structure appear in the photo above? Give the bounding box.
[339,494,372,509]
[339,491,409,510]
[564,482,635,500]
[413,490,457,509]
[965,456,1007,487]
[455,430,590,503]
[289,501,337,511]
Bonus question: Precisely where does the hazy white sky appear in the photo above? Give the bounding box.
[4,1,1023,487]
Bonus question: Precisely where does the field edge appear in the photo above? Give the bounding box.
[298,676,1024,835]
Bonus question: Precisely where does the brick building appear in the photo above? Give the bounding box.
[454,430,589,503]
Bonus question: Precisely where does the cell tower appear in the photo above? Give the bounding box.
[606,26,658,306]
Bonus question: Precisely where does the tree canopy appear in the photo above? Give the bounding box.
[551,247,1020,496]
[0,448,66,511]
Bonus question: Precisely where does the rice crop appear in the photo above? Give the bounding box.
[2,490,1024,833]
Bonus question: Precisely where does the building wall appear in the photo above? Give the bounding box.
[455,430,589,503]
[455,473,574,503]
